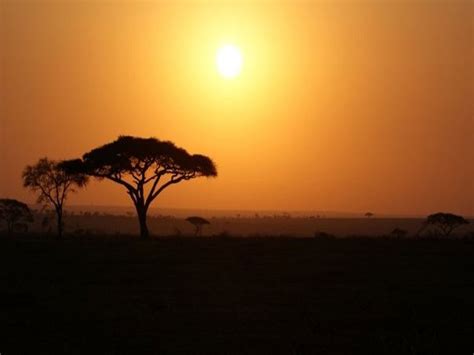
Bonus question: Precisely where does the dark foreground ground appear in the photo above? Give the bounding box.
[0,237,473,354]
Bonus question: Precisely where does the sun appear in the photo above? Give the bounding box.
[216,44,243,79]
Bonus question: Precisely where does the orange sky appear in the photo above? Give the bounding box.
[1,0,473,216]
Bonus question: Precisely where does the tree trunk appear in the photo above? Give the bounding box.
[56,207,63,238]
[136,204,149,239]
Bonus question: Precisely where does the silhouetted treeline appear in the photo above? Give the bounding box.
[2,209,472,239]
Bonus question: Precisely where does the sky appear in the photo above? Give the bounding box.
[1,0,473,216]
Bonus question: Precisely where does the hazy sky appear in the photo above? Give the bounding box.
[1,0,473,216]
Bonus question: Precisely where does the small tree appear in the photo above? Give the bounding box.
[390,227,407,239]
[365,212,374,218]
[186,216,210,236]
[61,136,217,239]
[23,158,88,238]
[0,198,34,234]
[426,212,469,237]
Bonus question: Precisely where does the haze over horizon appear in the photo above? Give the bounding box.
[49,203,461,219]
[1,0,473,216]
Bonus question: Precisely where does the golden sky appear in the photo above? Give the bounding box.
[1,0,473,216]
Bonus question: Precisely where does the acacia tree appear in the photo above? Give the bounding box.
[390,227,407,239]
[23,158,88,238]
[0,198,34,234]
[426,212,469,237]
[61,136,217,239]
[186,216,210,236]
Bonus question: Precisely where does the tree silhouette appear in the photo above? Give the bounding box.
[426,212,469,237]
[23,158,88,238]
[61,136,217,239]
[390,227,407,239]
[365,212,374,218]
[186,216,210,236]
[0,198,34,234]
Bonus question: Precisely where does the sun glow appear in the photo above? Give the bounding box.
[216,44,243,79]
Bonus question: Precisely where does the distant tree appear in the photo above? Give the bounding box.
[186,216,210,236]
[23,158,88,238]
[60,136,217,239]
[365,212,374,218]
[314,231,335,239]
[426,212,469,237]
[390,227,407,239]
[0,198,34,234]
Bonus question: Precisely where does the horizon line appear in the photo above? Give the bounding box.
[25,203,473,219]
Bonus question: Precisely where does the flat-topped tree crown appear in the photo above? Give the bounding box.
[186,216,211,237]
[426,212,469,237]
[61,136,217,239]
[71,136,217,179]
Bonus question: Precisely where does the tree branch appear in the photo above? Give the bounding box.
[105,175,136,193]
[145,175,186,208]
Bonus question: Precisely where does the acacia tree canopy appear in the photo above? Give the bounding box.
[0,198,34,234]
[61,136,217,238]
[426,212,469,237]
[186,216,210,225]
[186,216,211,236]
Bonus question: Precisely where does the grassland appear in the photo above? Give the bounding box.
[1,237,473,354]
[28,213,474,237]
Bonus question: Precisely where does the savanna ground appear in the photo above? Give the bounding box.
[29,213,474,237]
[1,236,473,354]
